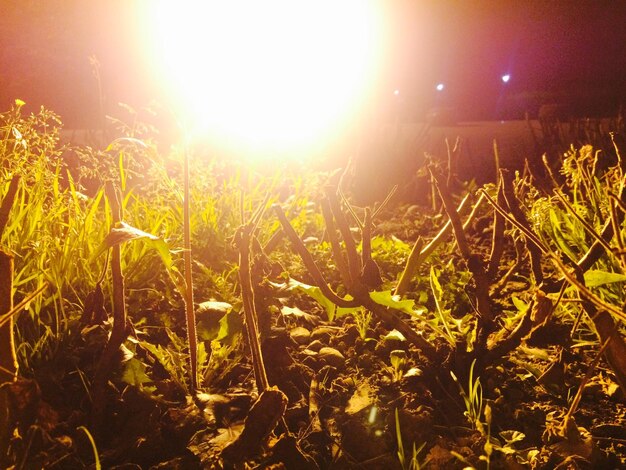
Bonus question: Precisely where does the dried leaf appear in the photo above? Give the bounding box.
[345,381,374,415]
[93,221,160,259]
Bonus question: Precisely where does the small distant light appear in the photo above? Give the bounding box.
[436,83,444,91]
[501,74,511,83]
[393,89,400,96]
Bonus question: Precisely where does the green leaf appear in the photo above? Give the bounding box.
[196,300,233,341]
[511,296,528,313]
[149,238,174,269]
[334,304,362,319]
[165,265,187,300]
[369,290,418,316]
[288,278,334,316]
[287,278,357,321]
[390,350,407,369]
[216,309,243,345]
[122,357,155,392]
[139,339,187,391]
[430,266,457,347]
[584,269,626,287]
[197,341,209,369]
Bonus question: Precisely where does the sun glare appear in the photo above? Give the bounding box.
[144,1,384,161]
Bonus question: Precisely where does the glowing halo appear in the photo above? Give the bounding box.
[143,0,385,161]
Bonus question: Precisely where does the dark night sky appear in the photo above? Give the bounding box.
[1,1,626,126]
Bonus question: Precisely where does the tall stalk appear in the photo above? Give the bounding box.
[430,169,493,348]
[0,174,20,383]
[92,183,129,431]
[0,251,14,470]
[182,143,198,392]
[236,196,271,393]
[0,251,16,383]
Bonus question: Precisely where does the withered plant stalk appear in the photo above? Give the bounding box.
[274,203,439,362]
[274,204,358,309]
[0,251,16,383]
[577,134,625,272]
[430,169,493,347]
[480,155,626,395]
[320,197,351,289]
[182,147,198,392]
[487,174,506,279]
[0,250,14,470]
[92,183,129,431]
[325,187,362,283]
[500,171,544,285]
[394,192,480,296]
[0,174,20,384]
[236,197,272,393]
[0,174,20,237]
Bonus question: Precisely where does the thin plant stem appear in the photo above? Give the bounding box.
[577,176,625,272]
[0,174,20,238]
[549,254,626,322]
[430,169,493,346]
[564,335,612,423]
[394,193,477,297]
[320,197,351,289]
[0,251,16,384]
[237,223,269,393]
[479,188,549,255]
[554,190,614,254]
[326,186,361,283]
[274,203,438,361]
[182,142,198,392]
[551,252,626,395]
[608,193,626,267]
[501,171,544,285]
[236,195,272,393]
[0,174,22,384]
[78,426,102,470]
[487,174,506,279]
[0,282,48,330]
[360,207,382,289]
[273,204,359,309]
[92,183,129,432]
[429,169,471,259]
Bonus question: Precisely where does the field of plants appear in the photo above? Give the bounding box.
[1,100,626,469]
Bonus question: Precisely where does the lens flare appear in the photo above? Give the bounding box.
[143,0,384,161]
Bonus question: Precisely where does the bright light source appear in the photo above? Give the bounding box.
[501,74,511,83]
[436,83,445,91]
[393,89,400,96]
[143,0,384,161]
